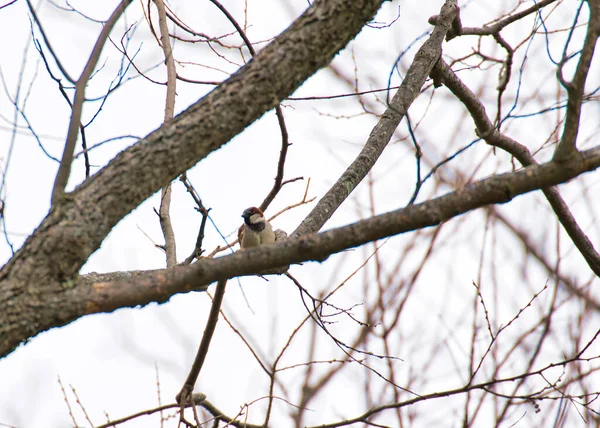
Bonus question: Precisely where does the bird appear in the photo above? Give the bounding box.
[238,207,275,249]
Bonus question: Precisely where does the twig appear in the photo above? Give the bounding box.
[179,174,211,265]
[155,363,164,428]
[459,0,558,36]
[70,384,94,426]
[57,376,78,427]
[304,351,600,428]
[553,1,600,160]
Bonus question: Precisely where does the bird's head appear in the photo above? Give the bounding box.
[241,207,265,225]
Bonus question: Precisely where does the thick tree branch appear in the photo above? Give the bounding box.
[1,145,591,360]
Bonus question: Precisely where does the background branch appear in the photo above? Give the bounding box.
[553,1,600,160]
[430,57,600,277]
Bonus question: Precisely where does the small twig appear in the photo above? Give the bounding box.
[57,377,78,428]
[259,106,291,213]
[0,0,18,10]
[80,128,91,178]
[93,398,204,428]
[199,398,264,428]
[155,363,164,428]
[459,0,558,37]
[70,384,94,426]
[492,32,513,129]
[267,178,313,221]
[404,114,423,205]
[179,174,211,265]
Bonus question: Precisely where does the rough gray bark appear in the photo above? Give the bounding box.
[0,0,384,358]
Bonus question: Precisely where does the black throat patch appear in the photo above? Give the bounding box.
[246,220,265,232]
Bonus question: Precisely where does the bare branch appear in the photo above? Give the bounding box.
[155,0,178,267]
[293,0,459,237]
[430,58,600,277]
[553,1,600,160]
[33,144,600,362]
[179,174,210,265]
[459,0,559,36]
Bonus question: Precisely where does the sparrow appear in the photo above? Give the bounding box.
[238,207,276,249]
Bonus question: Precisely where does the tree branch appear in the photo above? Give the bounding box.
[553,0,600,160]
[5,144,592,360]
[176,280,227,410]
[459,0,558,36]
[155,0,178,267]
[293,0,459,237]
[430,57,600,277]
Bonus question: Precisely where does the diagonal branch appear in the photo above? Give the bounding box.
[37,144,599,355]
[2,143,600,358]
[176,280,227,408]
[293,0,459,237]
[459,0,558,36]
[26,0,76,84]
